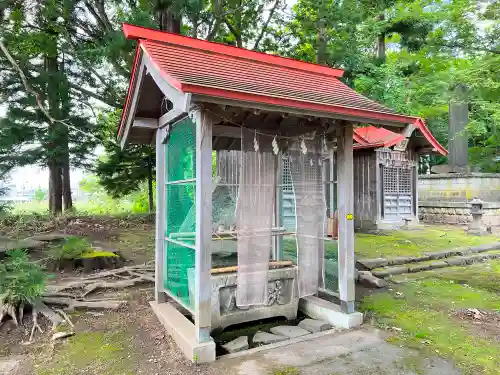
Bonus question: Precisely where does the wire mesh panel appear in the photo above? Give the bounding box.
[289,139,327,297]
[164,117,197,309]
[236,129,276,307]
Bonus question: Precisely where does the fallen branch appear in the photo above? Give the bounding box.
[81,278,147,298]
[43,297,126,311]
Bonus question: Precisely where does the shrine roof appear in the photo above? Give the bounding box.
[117,24,447,156]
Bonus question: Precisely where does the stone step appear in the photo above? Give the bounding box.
[371,250,500,278]
[357,242,500,271]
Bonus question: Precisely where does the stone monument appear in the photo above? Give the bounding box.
[418,85,500,232]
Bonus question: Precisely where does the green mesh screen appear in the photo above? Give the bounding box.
[164,117,197,309]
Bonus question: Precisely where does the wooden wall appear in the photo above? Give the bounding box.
[353,150,378,230]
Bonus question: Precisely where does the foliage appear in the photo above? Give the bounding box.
[0,249,47,305]
[49,236,92,260]
[33,188,46,202]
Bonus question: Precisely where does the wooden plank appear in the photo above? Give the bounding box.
[133,117,158,129]
[120,60,146,149]
[211,261,293,275]
[337,123,355,314]
[193,108,213,343]
[155,127,167,303]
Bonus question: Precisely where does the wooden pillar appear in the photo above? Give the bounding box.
[337,123,355,314]
[193,108,213,343]
[155,126,167,303]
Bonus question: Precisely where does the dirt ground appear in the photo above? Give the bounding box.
[1,288,217,375]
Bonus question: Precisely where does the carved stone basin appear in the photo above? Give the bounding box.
[209,266,299,331]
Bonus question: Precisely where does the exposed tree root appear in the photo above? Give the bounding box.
[3,262,154,341]
[29,308,43,342]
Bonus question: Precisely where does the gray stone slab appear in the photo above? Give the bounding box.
[444,257,467,266]
[222,336,249,353]
[357,271,388,288]
[356,258,388,271]
[270,325,310,338]
[469,243,500,253]
[253,331,289,345]
[411,255,431,262]
[298,319,332,333]
[371,266,408,278]
[428,260,448,269]
[387,256,414,266]
[462,254,488,264]
[408,263,432,273]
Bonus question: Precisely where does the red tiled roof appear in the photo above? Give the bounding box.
[118,24,447,156]
[353,125,447,156]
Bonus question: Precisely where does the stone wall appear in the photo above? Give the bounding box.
[418,173,500,229]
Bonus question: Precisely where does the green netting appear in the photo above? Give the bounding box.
[164,117,197,308]
[164,241,195,307]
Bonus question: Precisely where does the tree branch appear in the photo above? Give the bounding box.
[224,17,242,47]
[69,82,120,108]
[252,0,280,50]
[0,39,109,144]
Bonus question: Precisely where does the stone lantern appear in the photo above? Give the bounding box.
[469,197,486,235]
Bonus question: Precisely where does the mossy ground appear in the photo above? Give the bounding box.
[36,331,135,375]
[360,260,500,375]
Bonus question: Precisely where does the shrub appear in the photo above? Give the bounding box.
[49,236,92,260]
[0,249,47,306]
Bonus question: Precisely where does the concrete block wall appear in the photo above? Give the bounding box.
[418,173,500,229]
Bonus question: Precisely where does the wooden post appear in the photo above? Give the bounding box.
[155,127,167,303]
[337,123,355,314]
[193,108,213,343]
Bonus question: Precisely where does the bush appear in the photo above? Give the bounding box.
[49,236,92,260]
[0,249,47,306]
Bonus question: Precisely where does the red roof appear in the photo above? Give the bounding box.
[118,24,447,156]
[353,125,447,155]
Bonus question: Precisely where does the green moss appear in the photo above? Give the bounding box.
[270,367,301,375]
[36,330,134,375]
[360,277,500,375]
[393,355,426,374]
[79,250,118,258]
[355,227,499,259]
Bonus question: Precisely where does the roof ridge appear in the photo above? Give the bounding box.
[123,23,344,79]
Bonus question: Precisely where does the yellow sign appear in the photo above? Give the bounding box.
[346,213,354,220]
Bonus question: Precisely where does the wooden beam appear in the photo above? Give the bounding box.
[155,127,167,303]
[120,59,146,149]
[337,123,355,314]
[213,125,242,138]
[193,108,214,343]
[159,108,187,127]
[133,117,158,129]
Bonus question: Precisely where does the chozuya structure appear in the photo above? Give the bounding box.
[117,23,447,362]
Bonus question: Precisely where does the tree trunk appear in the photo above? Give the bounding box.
[49,162,63,215]
[157,1,181,33]
[147,152,154,213]
[62,159,72,211]
[377,14,386,62]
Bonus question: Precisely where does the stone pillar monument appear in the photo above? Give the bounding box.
[432,84,469,174]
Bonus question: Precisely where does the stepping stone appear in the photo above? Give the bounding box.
[408,264,432,273]
[298,319,332,333]
[371,266,408,278]
[356,258,388,271]
[358,271,388,288]
[252,331,288,345]
[387,256,414,266]
[445,257,467,266]
[222,336,249,353]
[469,243,500,253]
[270,325,310,338]
[428,260,448,269]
